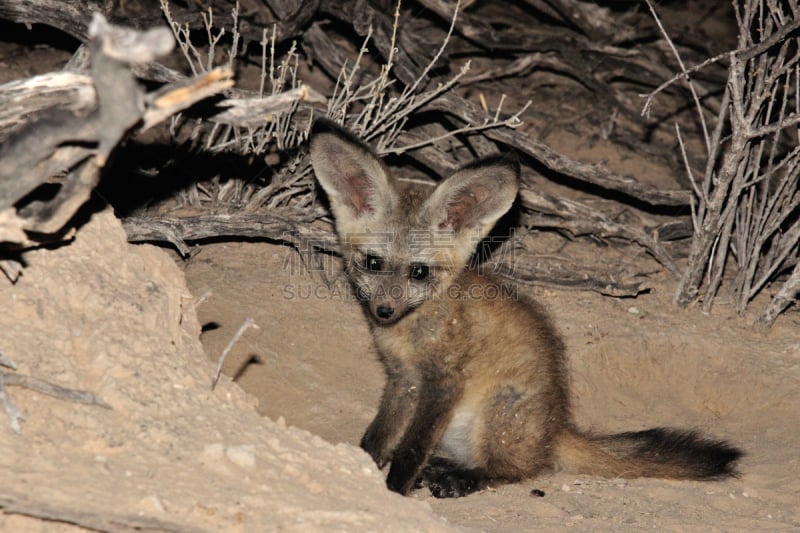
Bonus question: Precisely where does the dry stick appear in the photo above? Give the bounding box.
[211,318,258,390]
[209,85,326,129]
[645,0,711,153]
[0,492,204,533]
[0,351,17,370]
[1,371,111,409]
[123,213,338,257]
[140,67,235,131]
[697,82,731,226]
[0,71,95,136]
[641,51,730,120]
[702,199,737,312]
[674,123,701,231]
[383,99,530,156]
[0,374,23,433]
[492,250,651,297]
[1,349,111,433]
[0,259,23,283]
[756,260,800,330]
[0,0,99,42]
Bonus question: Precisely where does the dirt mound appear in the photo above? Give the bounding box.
[0,210,452,532]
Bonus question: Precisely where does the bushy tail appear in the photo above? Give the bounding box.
[554,426,742,480]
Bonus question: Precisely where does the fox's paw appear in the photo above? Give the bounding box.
[424,472,481,498]
[386,450,423,495]
[419,458,488,498]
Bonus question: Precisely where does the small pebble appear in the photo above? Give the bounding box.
[226,445,256,468]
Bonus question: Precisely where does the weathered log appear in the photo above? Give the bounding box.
[0,14,232,240]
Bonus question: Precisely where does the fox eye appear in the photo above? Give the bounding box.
[409,264,430,281]
[365,254,384,272]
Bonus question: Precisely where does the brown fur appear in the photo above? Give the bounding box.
[309,119,742,498]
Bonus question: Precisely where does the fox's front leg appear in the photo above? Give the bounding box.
[386,365,462,495]
[360,366,418,468]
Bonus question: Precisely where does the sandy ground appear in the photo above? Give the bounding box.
[185,239,800,532]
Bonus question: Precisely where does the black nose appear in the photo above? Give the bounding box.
[376,305,394,319]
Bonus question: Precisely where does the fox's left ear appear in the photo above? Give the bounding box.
[423,156,519,240]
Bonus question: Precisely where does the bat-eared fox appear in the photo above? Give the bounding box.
[309,119,741,498]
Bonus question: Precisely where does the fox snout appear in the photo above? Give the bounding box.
[365,291,409,326]
[372,305,398,325]
[375,304,395,321]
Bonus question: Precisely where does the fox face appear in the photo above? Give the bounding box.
[309,119,519,326]
[341,231,441,325]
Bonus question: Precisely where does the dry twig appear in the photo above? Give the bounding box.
[0,492,203,533]
[211,318,259,390]
[645,0,800,326]
[0,352,110,434]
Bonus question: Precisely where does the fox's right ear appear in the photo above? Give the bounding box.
[309,119,397,226]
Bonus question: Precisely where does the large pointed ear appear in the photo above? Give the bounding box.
[309,119,397,227]
[423,155,519,240]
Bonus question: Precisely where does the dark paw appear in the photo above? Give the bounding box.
[425,474,481,498]
[419,459,487,498]
[386,451,421,495]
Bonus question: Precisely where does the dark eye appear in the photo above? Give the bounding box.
[409,264,430,281]
[365,254,383,272]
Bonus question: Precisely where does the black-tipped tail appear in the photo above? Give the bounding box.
[555,427,743,480]
[599,428,742,479]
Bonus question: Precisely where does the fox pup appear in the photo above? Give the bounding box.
[309,119,742,498]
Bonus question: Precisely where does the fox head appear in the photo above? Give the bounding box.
[309,119,518,326]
